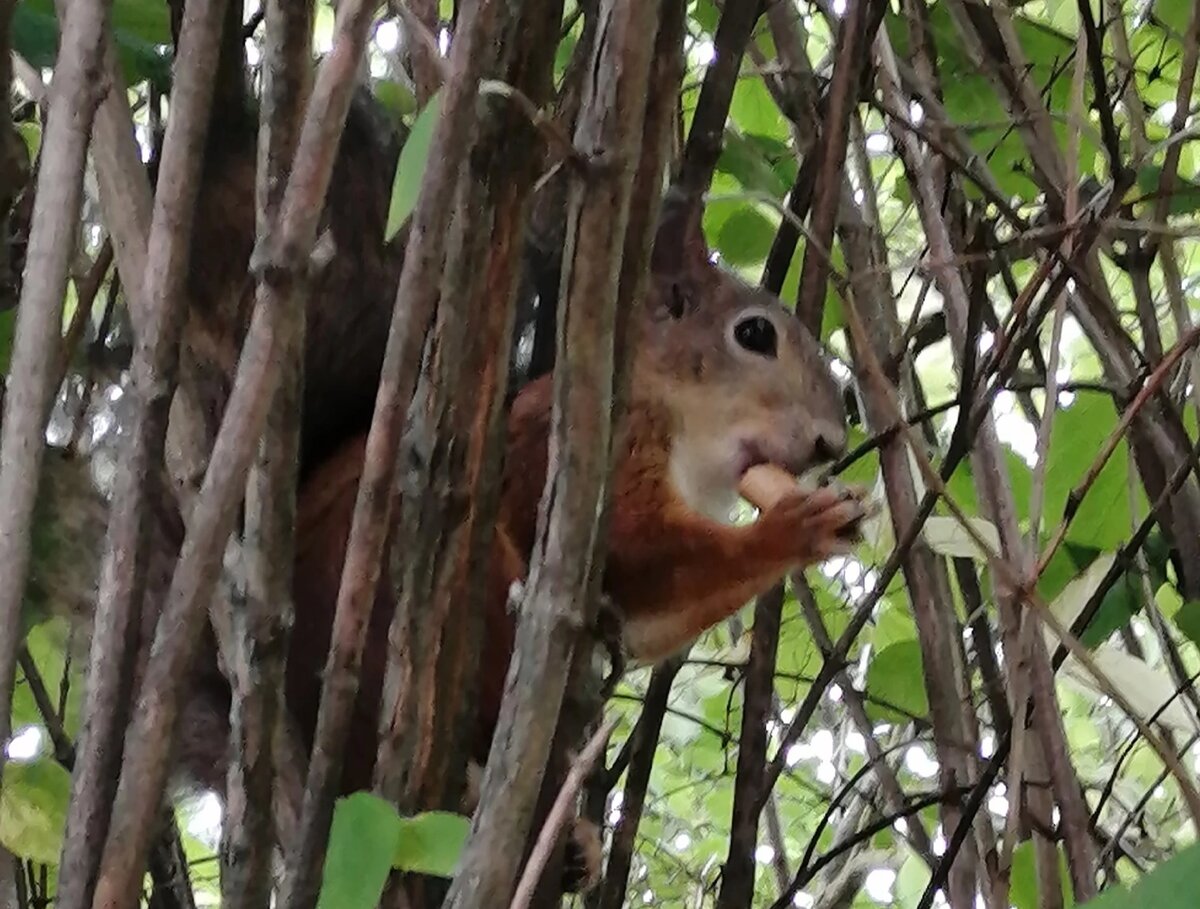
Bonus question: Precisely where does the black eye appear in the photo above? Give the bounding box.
[734,315,777,358]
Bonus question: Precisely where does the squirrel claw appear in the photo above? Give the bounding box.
[758,483,870,563]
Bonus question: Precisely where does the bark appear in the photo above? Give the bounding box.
[876,27,1098,900]
[946,0,1200,603]
[88,35,152,323]
[520,8,688,904]
[792,0,886,335]
[276,4,515,907]
[55,1,231,905]
[219,0,313,903]
[440,2,663,903]
[0,0,112,794]
[0,0,26,314]
[374,0,563,817]
[675,0,763,199]
[591,659,683,909]
[716,587,784,909]
[90,0,381,901]
[401,0,442,107]
[836,175,984,909]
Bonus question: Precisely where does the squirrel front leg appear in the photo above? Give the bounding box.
[605,484,866,663]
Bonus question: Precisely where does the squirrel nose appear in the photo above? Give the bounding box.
[812,427,847,462]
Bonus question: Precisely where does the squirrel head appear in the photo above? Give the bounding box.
[637,191,848,523]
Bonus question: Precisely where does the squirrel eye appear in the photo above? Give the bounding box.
[733,315,778,358]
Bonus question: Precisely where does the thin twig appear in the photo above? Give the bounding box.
[509,716,617,909]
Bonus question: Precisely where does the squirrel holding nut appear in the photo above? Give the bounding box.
[285,193,866,839]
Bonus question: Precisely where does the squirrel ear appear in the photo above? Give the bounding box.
[650,188,710,278]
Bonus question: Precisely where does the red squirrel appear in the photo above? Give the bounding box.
[284,194,866,812]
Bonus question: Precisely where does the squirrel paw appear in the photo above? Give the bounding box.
[757,483,868,564]
[561,818,603,893]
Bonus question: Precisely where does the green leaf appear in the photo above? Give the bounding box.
[374,80,418,120]
[729,78,785,141]
[1043,392,1137,551]
[1173,599,1200,649]
[317,792,404,909]
[393,811,470,877]
[864,640,928,722]
[944,447,1033,524]
[17,121,41,161]
[0,308,15,377]
[715,206,776,267]
[0,755,71,865]
[1009,840,1038,909]
[838,426,880,489]
[386,89,442,240]
[1135,165,1200,216]
[1011,839,1075,909]
[11,618,83,738]
[1080,841,1200,907]
[1153,0,1194,34]
[716,131,789,197]
[13,0,172,89]
[1079,570,1141,649]
[873,600,918,651]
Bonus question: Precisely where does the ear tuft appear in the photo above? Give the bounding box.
[650,187,710,277]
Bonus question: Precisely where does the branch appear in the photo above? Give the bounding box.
[716,585,784,909]
[674,0,763,198]
[1149,0,1200,248]
[55,0,233,903]
[793,0,886,334]
[373,0,565,826]
[219,0,313,903]
[510,717,617,909]
[0,0,111,798]
[279,4,524,906]
[442,2,664,903]
[771,788,969,909]
[593,658,683,909]
[1075,0,1123,179]
[90,0,382,901]
[88,39,153,323]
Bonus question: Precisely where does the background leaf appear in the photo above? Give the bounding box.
[386,89,443,240]
[0,756,71,865]
[865,640,929,723]
[316,793,404,909]
[393,811,470,877]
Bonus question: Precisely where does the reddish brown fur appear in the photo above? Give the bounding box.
[283,196,865,792]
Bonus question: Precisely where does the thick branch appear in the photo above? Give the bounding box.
[91,0,381,902]
[56,2,232,905]
[441,2,663,903]
[374,0,564,825]
[278,2,521,906]
[0,0,111,793]
[219,0,313,904]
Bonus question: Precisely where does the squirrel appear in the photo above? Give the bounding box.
[276,193,865,891]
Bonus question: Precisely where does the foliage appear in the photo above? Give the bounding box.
[5,0,1200,906]
[386,89,442,241]
[13,0,173,89]
[316,793,469,909]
